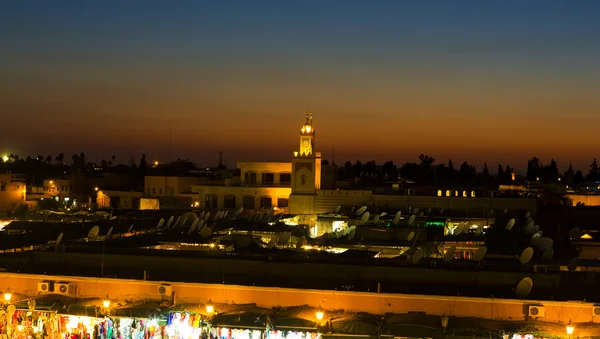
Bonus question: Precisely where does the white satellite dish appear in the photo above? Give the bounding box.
[350,206,356,214]
[515,277,533,298]
[537,237,553,250]
[361,212,370,223]
[472,246,487,261]
[541,248,554,261]
[411,248,423,264]
[525,212,531,219]
[87,226,100,240]
[355,206,368,216]
[393,211,401,223]
[408,214,416,225]
[379,212,387,217]
[427,208,432,215]
[127,224,134,233]
[56,233,64,246]
[203,212,211,221]
[156,218,165,229]
[200,226,212,239]
[567,257,580,272]
[444,246,456,262]
[454,223,464,235]
[526,220,534,229]
[166,216,174,227]
[267,237,277,249]
[106,226,113,239]
[334,205,341,213]
[407,231,415,241]
[519,247,534,265]
[506,218,516,230]
[418,212,424,217]
[413,208,419,215]
[373,215,380,223]
[174,216,181,227]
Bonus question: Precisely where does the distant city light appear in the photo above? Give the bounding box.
[154,161,159,166]
[1,155,8,162]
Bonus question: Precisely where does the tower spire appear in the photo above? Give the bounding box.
[309,111,313,124]
[305,111,310,124]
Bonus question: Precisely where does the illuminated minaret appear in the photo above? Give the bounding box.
[291,112,321,202]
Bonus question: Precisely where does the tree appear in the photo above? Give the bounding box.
[574,170,585,185]
[418,154,436,170]
[37,155,44,162]
[565,162,574,185]
[526,157,541,181]
[587,159,599,182]
[382,161,398,181]
[445,159,457,184]
[45,155,52,164]
[111,155,116,165]
[55,153,64,164]
[459,161,477,185]
[482,163,490,178]
[496,164,504,183]
[540,159,559,183]
[72,154,80,165]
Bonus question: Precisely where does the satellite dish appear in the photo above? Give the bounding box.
[537,237,553,251]
[203,212,211,221]
[569,227,581,239]
[174,216,181,227]
[188,219,200,235]
[418,212,424,217]
[355,206,368,216]
[525,212,531,219]
[361,212,370,223]
[454,223,464,235]
[407,231,415,241]
[199,226,212,239]
[515,277,533,298]
[440,209,444,215]
[411,248,423,264]
[127,224,133,233]
[373,215,380,223]
[348,228,356,240]
[408,214,416,225]
[267,237,277,249]
[393,211,401,223]
[296,236,306,249]
[519,247,534,265]
[427,208,432,215]
[503,208,508,214]
[526,220,535,229]
[166,216,174,227]
[472,246,487,261]
[56,233,64,246]
[156,218,165,229]
[87,226,100,240]
[541,248,554,261]
[506,218,516,230]
[444,246,456,262]
[106,226,113,239]
[413,208,419,215]
[567,257,580,272]
[334,205,341,213]
[379,212,387,217]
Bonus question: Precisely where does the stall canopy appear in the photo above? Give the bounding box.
[271,317,318,332]
[56,305,99,318]
[211,313,270,330]
[327,313,383,336]
[384,313,443,339]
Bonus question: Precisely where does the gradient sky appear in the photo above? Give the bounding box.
[2,0,600,173]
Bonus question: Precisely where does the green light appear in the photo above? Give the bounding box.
[425,221,445,227]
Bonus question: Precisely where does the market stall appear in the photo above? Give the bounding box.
[164,312,208,339]
[209,313,268,339]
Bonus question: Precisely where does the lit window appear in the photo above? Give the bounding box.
[446,190,451,197]
[463,191,467,197]
[437,190,442,197]
[455,191,458,197]
[471,191,476,197]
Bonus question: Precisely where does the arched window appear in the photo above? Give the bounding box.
[462,191,467,197]
[301,175,306,185]
[471,191,476,198]
[437,190,442,197]
[446,190,451,197]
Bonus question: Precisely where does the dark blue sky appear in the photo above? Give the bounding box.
[2,1,600,171]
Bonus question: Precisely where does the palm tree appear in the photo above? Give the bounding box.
[111,155,116,166]
[46,155,52,164]
[55,153,65,165]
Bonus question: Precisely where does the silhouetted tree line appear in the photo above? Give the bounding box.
[328,155,600,188]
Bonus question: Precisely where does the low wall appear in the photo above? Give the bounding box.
[0,272,595,324]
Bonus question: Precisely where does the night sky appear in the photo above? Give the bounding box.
[2,0,600,172]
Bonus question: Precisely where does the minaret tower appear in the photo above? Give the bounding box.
[290,112,321,214]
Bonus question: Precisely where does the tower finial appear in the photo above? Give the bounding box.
[309,111,313,123]
[305,111,309,124]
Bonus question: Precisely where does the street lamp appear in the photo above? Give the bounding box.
[103,295,111,308]
[315,306,324,321]
[566,319,574,336]
[3,289,12,303]
[440,316,449,331]
[206,300,214,314]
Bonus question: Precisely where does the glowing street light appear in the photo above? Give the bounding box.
[566,319,574,336]
[94,186,99,192]
[4,288,12,302]
[103,295,111,308]
[2,155,8,162]
[315,306,324,321]
[206,300,214,314]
